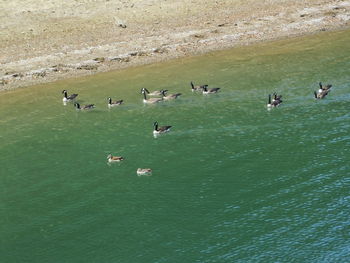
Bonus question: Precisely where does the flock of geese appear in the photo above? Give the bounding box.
[62,81,332,175]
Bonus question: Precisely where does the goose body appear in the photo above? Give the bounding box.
[161,90,182,100]
[314,89,330,99]
[62,90,78,102]
[267,94,282,108]
[314,82,332,99]
[137,168,152,176]
[108,97,123,107]
[202,86,220,94]
[107,154,124,163]
[74,102,95,110]
[141,88,163,104]
[191,81,207,92]
[148,89,168,96]
[153,121,172,135]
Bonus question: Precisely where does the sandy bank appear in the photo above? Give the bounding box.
[0,0,349,91]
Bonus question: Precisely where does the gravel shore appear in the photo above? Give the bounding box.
[1,0,349,91]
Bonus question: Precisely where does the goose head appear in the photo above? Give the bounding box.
[190,81,194,89]
[141,88,150,94]
[153,121,159,130]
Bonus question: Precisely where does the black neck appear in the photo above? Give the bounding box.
[268,94,271,104]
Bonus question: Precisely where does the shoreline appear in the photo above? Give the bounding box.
[1,0,349,91]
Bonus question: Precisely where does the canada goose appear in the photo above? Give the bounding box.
[161,90,182,100]
[153,121,172,135]
[74,102,95,110]
[272,93,283,103]
[315,82,332,99]
[267,94,282,108]
[319,82,332,91]
[62,90,78,102]
[108,97,123,107]
[202,86,220,94]
[314,89,331,99]
[137,168,152,176]
[107,154,124,163]
[191,81,207,92]
[148,89,168,96]
[141,88,163,104]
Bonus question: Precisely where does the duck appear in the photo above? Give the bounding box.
[148,89,168,96]
[191,81,207,92]
[267,94,282,108]
[137,168,152,176]
[62,90,78,102]
[314,82,332,99]
[202,86,220,94]
[141,88,163,104]
[108,97,123,107]
[74,102,95,110]
[153,121,172,135]
[107,154,124,163]
[161,90,182,100]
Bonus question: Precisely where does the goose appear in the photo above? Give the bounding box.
[319,82,332,92]
[202,86,220,94]
[191,81,207,92]
[272,93,283,103]
[267,94,282,108]
[153,121,172,135]
[148,89,168,96]
[141,88,163,104]
[314,82,332,99]
[62,90,78,102]
[137,168,152,176]
[161,90,182,100]
[108,97,123,107]
[74,102,95,110]
[314,89,331,99]
[107,154,124,163]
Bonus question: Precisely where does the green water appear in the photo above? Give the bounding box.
[1,30,350,262]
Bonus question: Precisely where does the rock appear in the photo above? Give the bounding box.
[153,47,167,54]
[93,57,105,63]
[77,64,98,70]
[32,71,46,78]
[109,57,130,63]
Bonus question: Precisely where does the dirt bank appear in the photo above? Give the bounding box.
[0,0,349,91]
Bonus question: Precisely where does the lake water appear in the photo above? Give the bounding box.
[1,29,349,262]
